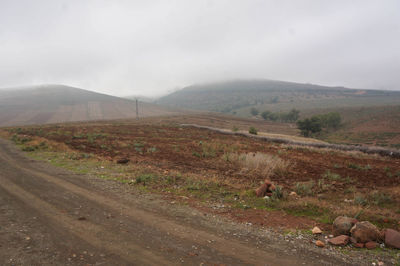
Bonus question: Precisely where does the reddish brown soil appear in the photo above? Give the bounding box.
[4,117,400,230]
[14,122,399,189]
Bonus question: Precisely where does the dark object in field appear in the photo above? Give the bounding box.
[255,179,276,197]
[78,217,86,221]
[117,158,130,164]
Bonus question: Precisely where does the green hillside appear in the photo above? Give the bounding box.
[157,79,400,116]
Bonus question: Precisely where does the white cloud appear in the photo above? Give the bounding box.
[0,0,399,96]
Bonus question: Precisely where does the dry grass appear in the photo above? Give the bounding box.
[280,143,382,159]
[257,132,326,144]
[225,152,289,179]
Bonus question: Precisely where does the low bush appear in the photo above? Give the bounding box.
[322,170,341,181]
[248,127,258,135]
[354,195,368,206]
[369,191,392,206]
[295,181,315,196]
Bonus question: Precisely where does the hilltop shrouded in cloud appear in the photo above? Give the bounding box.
[0,0,399,96]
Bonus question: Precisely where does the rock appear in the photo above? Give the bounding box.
[255,183,268,197]
[312,227,322,234]
[328,235,350,246]
[350,221,381,243]
[353,242,364,248]
[117,158,130,164]
[332,216,357,236]
[384,229,400,249]
[289,191,297,197]
[255,180,276,197]
[365,241,377,249]
[315,240,325,247]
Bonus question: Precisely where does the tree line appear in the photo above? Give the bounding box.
[250,107,342,137]
[251,108,300,123]
[297,112,341,137]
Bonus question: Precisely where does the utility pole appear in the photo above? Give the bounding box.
[136,98,139,120]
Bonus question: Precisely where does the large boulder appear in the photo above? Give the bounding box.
[350,221,381,243]
[384,229,400,249]
[332,216,358,236]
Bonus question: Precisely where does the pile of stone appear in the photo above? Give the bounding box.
[255,179,276,197]
[324,216,400,250]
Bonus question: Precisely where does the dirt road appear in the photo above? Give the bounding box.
[0,138,353,265]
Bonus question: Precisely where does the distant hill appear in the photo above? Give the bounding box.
[0,85,178,126]
[312,105,400,149]
[157,79,400,116]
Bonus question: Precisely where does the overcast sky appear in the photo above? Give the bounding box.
[0,0,399,96]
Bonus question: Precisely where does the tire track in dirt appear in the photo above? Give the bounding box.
[0,143,300,266]
[8,138,361,265]
[0,176,169,265]
[0,151,247,265]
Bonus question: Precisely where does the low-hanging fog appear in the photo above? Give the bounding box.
[0,0,399,96]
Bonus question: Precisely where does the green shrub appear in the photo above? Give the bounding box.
[271,185,286,201]
[295,181,315,196]
[135,174,157,185]
[322,170,341,181]
[248,127,258,135]
[369,191,392,206]
[22,146,37,152]
[146,147,157,153]
[250,107,259,116]
[354,195,368,206]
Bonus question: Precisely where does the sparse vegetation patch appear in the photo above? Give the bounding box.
[2,120,399,231]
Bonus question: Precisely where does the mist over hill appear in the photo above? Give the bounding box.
[0,85,178,126]
[157,79,400,115]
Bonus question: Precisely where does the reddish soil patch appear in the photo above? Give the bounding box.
[17,123,398,189]
[5,118,400,229]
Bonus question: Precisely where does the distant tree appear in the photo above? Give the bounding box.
[250,107,259,116]
[268,113,279,121]
[297,112,341,137]
[297,117,322,137]
[261,111,271,120]
[287,108,300,122]
[271,96,279,103]
[320,112,341,129]
[262,109,300,122]
[249,126,258,135]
